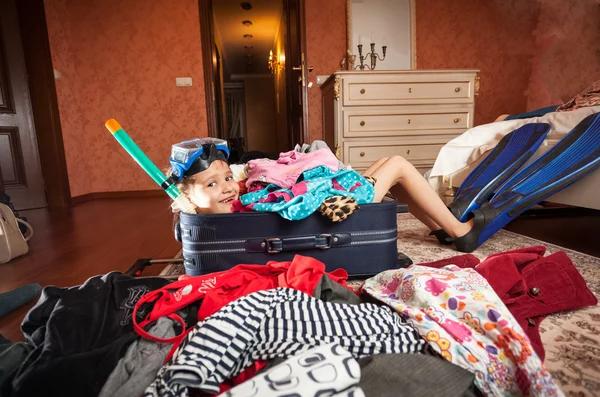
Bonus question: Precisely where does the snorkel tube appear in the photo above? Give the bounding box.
[105,119,197,214]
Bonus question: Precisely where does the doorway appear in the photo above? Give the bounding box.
[0,0,46,210]
[199,0,310,160]
[0,0,70,211]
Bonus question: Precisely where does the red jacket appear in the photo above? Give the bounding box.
[420,246,597,361]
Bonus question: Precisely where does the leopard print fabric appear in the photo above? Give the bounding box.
[318,175,377,222]
[363,176,377,186]
[318,196,359,222]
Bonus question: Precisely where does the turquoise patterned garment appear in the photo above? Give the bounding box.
[240,166,375,220]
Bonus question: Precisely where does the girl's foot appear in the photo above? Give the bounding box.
[450,218,475,239]
[429,229,452,245]
[451,218,481,253]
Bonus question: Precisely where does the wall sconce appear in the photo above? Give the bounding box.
[268,50,277,74]
[278,54,285,70]
[268,50,284,74]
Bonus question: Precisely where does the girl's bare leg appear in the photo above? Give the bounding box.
[362,157,389,177]
[370,156,473,238]
[364,157,442,230]
[390,185,442,231]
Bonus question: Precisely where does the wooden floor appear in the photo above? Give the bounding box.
[0,197,180,341]
[1,197,599,342]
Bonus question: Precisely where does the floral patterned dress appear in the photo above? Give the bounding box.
[363,265,563,396]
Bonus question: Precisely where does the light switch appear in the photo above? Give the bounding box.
[53,69,62,80]
[176,77,192,87]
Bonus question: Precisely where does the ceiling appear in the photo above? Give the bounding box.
[213,0,283,79]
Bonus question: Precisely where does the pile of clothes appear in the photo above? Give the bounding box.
[0,247,596,396]
[230,141,374,222]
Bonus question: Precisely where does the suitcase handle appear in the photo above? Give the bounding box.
[246,233,351,254]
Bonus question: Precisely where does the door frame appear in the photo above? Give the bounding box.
[14,0,71,208]
[198,0,309,142]
[198,0,220,139]
[283,0,310,146]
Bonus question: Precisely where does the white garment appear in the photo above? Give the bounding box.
[428,105,600,195]
[223,344,364,397]
[229,163,248,182]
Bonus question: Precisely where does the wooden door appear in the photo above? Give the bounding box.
[284,0,310,147]
[213,43,226,140]
[0,161,6,202]
[0,0,46,210]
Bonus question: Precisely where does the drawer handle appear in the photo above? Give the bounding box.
[360,121,365,126]
[406,149,411,155]
[408,88,412,93]
[454,118,460,123]
[360,88,365,94]
[455,87,461,92]
[407,119,411,124]
[360,152,365,157]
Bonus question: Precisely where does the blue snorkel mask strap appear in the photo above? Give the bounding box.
[168,138,230,184]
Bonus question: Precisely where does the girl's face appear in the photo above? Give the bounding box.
[186,160,240,214]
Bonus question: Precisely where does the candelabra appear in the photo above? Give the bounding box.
[350,42,387,70]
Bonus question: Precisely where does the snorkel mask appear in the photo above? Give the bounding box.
[169,138,230,181]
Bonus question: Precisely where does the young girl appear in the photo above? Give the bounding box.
[169,141,474,250]
[167,139,240,215]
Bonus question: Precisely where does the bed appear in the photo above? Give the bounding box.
[428,105,600,210]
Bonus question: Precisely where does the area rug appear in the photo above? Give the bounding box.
[161,213,600,396]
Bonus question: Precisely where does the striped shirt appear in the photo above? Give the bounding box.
[146,288,424,396]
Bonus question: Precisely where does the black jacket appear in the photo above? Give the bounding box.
[11,272,169,397]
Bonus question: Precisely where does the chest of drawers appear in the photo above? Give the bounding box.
[321,70,480,174]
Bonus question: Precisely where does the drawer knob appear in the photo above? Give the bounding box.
[455,87,461,92]
[407,119,411,124]
[360,121,365,126]
[454,118,460,123]
[360,88,365,94]
[406,149,411,155]
[360,152,365,157]
[408,88,412,93]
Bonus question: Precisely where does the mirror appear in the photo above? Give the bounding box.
[345,0,415,71]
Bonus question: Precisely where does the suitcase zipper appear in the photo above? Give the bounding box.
[349,229,397,237]
[187,238,247,245]
[183,228,398,255]
[183,228,398,246]
[350,237,398,246]
[183,247,247,254]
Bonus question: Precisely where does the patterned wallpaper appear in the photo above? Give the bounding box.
[415,0,539,126]
[45,0,208,196]
[305,0,347,143]
[525,0,600,110]
[43,0,92,196]
[416,0,600,125]
[45,0,599,196]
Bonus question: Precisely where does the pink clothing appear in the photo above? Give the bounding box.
[246,148,340,189]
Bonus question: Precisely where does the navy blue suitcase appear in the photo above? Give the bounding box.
[175,200,405,277]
